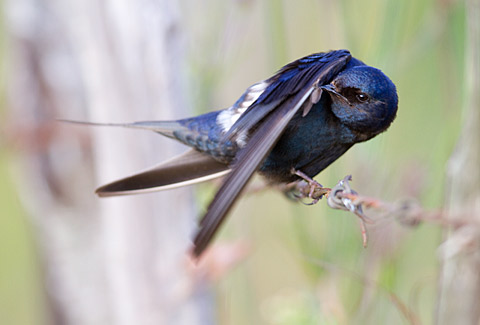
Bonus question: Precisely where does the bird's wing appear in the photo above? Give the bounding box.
[96,149,230,196]
[223,50,352,143]
[193,50,352,257]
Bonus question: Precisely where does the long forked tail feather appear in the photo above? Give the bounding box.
[58,119,183,138]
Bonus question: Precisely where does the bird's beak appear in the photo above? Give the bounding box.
[320,84,351,105]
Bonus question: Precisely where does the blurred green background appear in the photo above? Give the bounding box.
[1,0,466,324]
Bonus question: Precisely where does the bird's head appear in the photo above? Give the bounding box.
[321,66,398,139]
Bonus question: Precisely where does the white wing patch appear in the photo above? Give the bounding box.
[216,81,269,146]
[217,109,243,134]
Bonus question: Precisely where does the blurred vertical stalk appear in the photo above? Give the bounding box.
[6,1,212,324]
[436,0,480,324]
[264,0,288,68]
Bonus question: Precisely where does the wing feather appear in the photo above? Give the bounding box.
[223,49,351,144]
[96,149,229,196]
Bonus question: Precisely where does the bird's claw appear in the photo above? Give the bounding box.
[291,169,330,205]
[287,173,373,248]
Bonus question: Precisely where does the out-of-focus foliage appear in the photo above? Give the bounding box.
[1,0,466,324]
[0,3,48,324]
[0,155,48,325]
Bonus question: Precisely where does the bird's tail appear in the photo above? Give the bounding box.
[59,119,230,194]
[58,119,183,139]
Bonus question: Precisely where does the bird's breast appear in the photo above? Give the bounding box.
[258,101,354,183]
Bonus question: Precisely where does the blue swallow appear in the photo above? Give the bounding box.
[69,50,398,256]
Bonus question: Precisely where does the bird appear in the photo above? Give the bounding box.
[67,49,398,257]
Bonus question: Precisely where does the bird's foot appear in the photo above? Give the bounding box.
[290,169,330,205]
[284,173,374,248]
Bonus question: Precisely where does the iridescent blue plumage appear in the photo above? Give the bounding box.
[165,52,397,187]
[81,49,398,257]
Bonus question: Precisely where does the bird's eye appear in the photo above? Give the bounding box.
[356,93,369,103]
